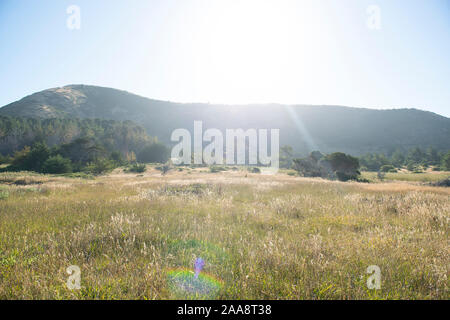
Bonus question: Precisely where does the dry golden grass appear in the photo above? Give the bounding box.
[0,168,448,299]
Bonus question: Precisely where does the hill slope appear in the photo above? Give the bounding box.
[1,85,449,155]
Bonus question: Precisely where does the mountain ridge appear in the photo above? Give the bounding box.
[1,84,449,156]
[2,84,443,116]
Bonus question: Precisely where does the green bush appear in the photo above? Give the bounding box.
[110,151,125,165]
[380,165,396,173]
[406,163,416,172]
[10,143,50,172]
[357,177,371,183]
[0,154,8,165]
[210,166,227,173]
[248,167,261,173]
[336,171,355,181]
[442,152,450,171]
[292,157,322,177]
[84,159,116,175]
[126,163,147,173]
[155,161,173,175]
[62,172,94,179]
[293,151,360,181]
[41,155,73,174]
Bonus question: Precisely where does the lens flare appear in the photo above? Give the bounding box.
[165,239,228,299]
[166,268,223,299]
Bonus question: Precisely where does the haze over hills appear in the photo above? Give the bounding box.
[1,85,449,156]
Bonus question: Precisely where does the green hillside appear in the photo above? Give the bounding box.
[1,85,449,156]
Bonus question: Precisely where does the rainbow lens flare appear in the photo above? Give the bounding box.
[166,269,223,300]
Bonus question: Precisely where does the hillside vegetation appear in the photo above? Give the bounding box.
[1,85,449,155]
[0,116,154,156]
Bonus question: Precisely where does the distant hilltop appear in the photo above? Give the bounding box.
[1,84,449,155]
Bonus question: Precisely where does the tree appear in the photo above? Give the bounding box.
[137,143,169,163]
[324,152,360,181]
[407,147,425,165]
[390,149,405,168]
[28,142,50,172]
[9,142,50,172]
[292,157,322,177]
[292,151,326,177]
[442,151,450,171]
[426,147,440,165]
[310,151,324,162]
[126,163,147,173]
[280,145,294,168]
[110,151,124,165]
[292,151,360,181]
[84,159,116,175]
[42,155,73,174]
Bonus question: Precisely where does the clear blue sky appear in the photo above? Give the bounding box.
[0,0,449,116]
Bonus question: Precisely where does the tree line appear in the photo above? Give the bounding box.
[284,147,450,182]
[358,147,450,172]
[0,116,170,174]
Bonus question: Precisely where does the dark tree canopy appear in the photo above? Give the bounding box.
[137,143,169,163]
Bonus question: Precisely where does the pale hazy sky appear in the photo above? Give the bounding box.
[0,0,449,116]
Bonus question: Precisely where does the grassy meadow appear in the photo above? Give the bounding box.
[0,167,448,299]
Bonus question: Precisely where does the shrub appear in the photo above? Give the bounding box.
[406,162,416,172]
[155,161,173,175]
[380,165,396,173]
[292,158,322,177]
[0,154,8,165]
[336,171,356,181]
[110,151,125,165]
[431,178,450,187]
[8,143,53,172]
[325,152,359,173]
[293,151,360,181]
[41,155,73,174]
[126,163,147,173]
[247,167,261,173]
[210,166,226,173]
[442,152,450,171]
[84,159,116,175]
[62,172,94,179]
